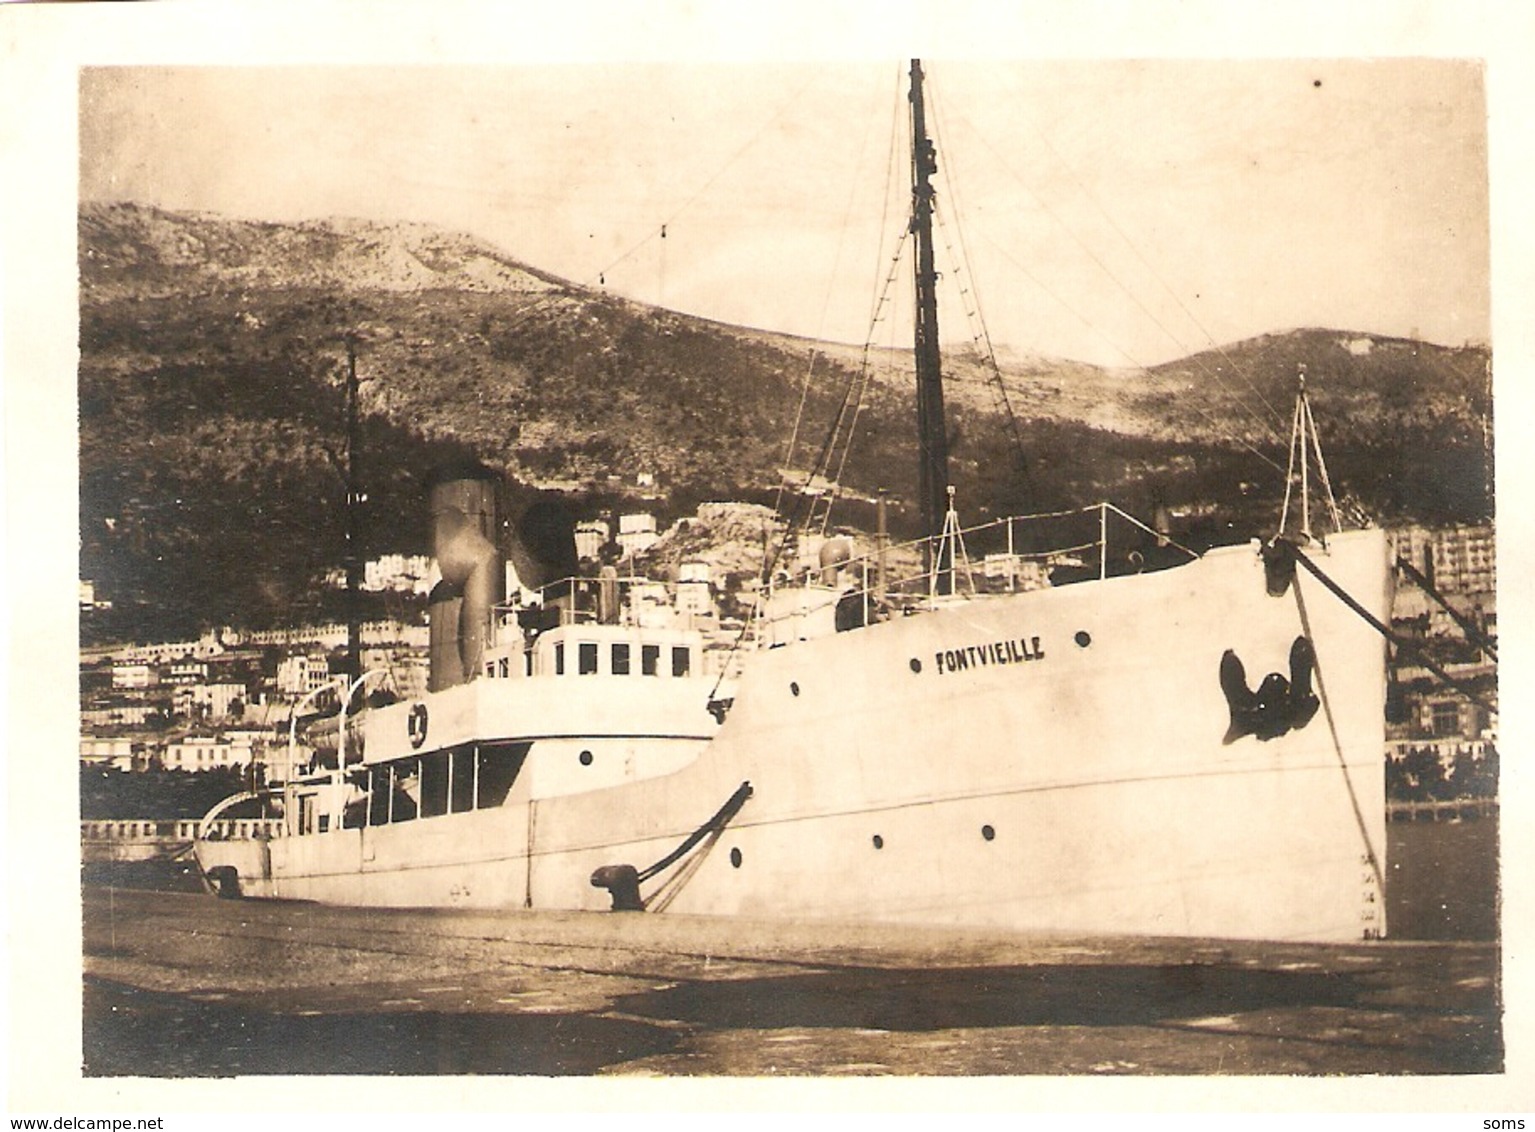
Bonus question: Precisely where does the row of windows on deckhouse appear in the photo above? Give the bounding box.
[305,741,533,834]
[487,642,694,680]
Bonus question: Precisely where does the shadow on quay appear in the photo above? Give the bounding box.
[83,977,681,1077]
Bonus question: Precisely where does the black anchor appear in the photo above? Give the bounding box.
[1219,636,1321,744]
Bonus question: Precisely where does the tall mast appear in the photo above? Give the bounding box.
[343,332,363,687]
[909,59,952,592]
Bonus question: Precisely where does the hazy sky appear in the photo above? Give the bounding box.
[79,59,1488,367]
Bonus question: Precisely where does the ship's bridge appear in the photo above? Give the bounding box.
[480,622,704,683]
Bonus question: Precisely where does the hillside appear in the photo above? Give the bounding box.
[78,203,1493,642]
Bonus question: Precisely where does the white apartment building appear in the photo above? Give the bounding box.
[364,553,434,594]
[617,513,659,557]
[676,562,714,615]
[80,737,137,770]
[162,735,256,772]
[1389,525,1496,597]
[166,660,209,685]
[112,662,159,690]
[174,682,248,720]
[80,702,154,728]
[276,654,337,697]
[574,520,610,561]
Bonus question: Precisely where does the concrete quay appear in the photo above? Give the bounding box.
[82,886,1502,1078]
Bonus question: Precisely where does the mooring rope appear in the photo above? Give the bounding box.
[637,781,754,884]
[1394,555,1498,660]
[1286,543,1495,713]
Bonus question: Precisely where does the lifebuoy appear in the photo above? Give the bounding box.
[407,702,429,749]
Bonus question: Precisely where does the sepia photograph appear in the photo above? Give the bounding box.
[5,0,1532,1117]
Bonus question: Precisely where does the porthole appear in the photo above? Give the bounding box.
[729,847,743,868]
[872,834,884,850]
[909,658,922,674]
[1074,630,1092,648]
[981,824,996,841]
[789,681,800,697]
[579,750,593,766]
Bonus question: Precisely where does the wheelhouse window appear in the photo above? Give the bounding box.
[352,743,532,826]
[672,646,691,678]
[554,642,565,675]
[392,759,420,823]
[476,742,530,808]
[642,644,660,676]
[579,642,599,675]
[612,643,631,676]
[421,751,451,818]
[449,746,475,813]
[342,785,366,829]
[369,764,391,826]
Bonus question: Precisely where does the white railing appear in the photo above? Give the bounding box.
[80,818,285,841]
[753,502,1198,638]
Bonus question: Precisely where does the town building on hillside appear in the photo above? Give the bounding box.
[242,620,429,650]
[1388,523,1497,641]
[80,697,160,728]
[1437,525,1493,594]
[80,702,154,729]
[617,513,659,558]
[174,682,249,721]
[276,653,338,697]
[676,562,714,616]
[79,737,140,771]
[118,629,227,665]
[112,662,160,690]
[1412,691,1493,744]
[574,519,610,561]
[1389,524,1496,600]
[363,553,434,594]
[166,660,209,685]
[161,735,256,772]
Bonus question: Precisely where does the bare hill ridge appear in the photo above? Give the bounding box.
[81,202,566,299]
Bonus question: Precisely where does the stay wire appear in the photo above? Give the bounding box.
[496,71,826,343]
[943,82,1286,451]
[774,64,902,536]
[929,80,1027,460]
[1022,107,1285,431]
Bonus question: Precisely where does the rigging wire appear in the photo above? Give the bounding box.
[914,67,1289,485]
[1022,115,1287,431]
[815,231,911,535]
[812,78,917,533]
[772,64,902,542]
[793,69,911,539]
[928,81,1028,462]
[940,84,1290,454]
[489,71,827,344]
[969,216,1287,478]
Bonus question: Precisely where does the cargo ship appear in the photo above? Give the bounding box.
[196,61,1390,942]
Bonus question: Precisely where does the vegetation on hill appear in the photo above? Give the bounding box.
[79,203,1493,642]
[80,765,248,820]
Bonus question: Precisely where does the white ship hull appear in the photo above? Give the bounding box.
[199,528,1389,943]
